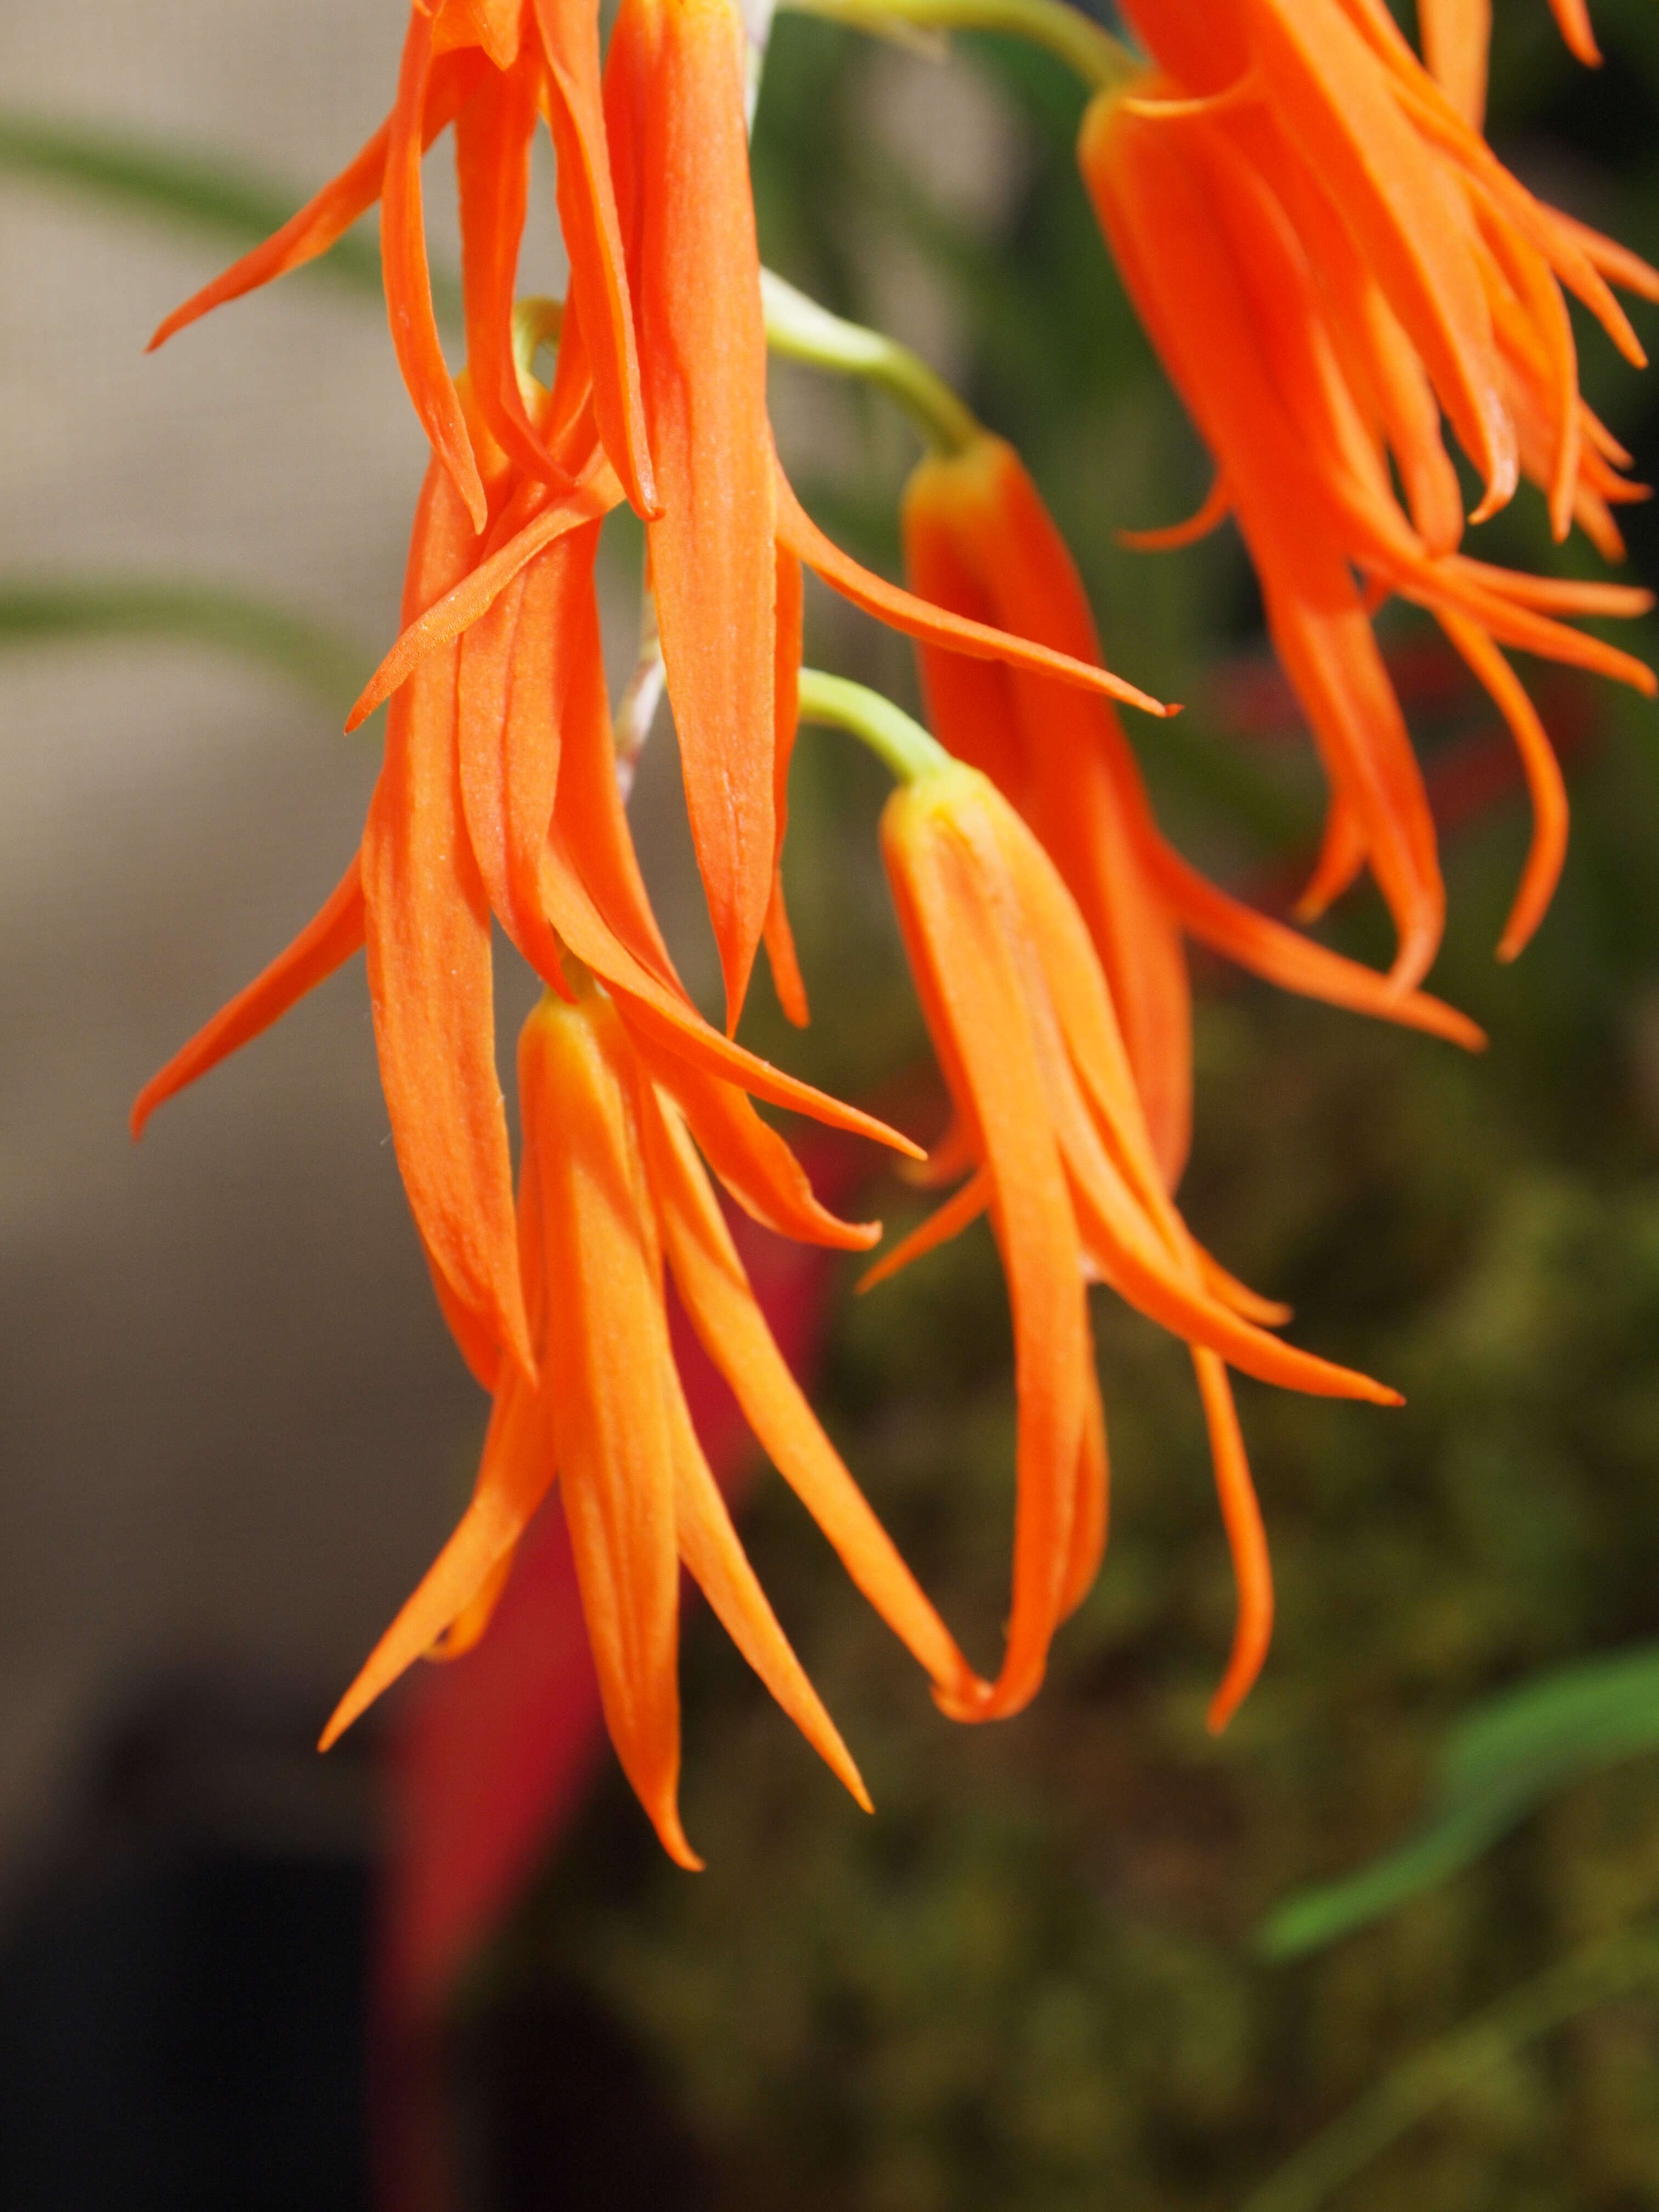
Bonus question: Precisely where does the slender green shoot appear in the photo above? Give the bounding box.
[1242,1918,1659,2212]
[0,578,368,712]
[761,269,980,455]
[797,669,951,782]
[776,0,1141,91]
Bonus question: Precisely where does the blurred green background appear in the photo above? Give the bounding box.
[464,8,1659,2208]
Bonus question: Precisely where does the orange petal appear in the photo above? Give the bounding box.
[455,50,574,490]
[857,1170,990,1294]
[1243,0,1515,512]
[345,459,619,730]
[1117,472,1233,551]
[1437,611,1568,961]
[630,1041,878,1252]
[361,460,534,1383]
[319,1354,553,1748]
[1417,0,1489,126]
[776,460,1174,722]
[1195,1350,1274,1733]
[534,0,658,514]
[130,853,363,1137]
[664,1369,871,1810]
[383,2,488,531]
[1058,1358,1109,1621]
[607,0,777,1032]
[535,996,697,1868]
[1146,838,1486,1051]
[1548,0,1602,66]
[425,1542,517,1661]
[146,51,484,352]
[764,546,810,1026]
[903,434,1194,1183]
[641,1082,985,1706]
[540,825,925,1159]
[981,785,1401,1404]
[885,783,1090,1722]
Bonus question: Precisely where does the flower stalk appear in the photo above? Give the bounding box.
[777,0,1140,90]
[761,269,980,455]
[796,668,953,783]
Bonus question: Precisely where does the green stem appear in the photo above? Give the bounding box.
[797,669,951,782]
[761,268,980,455]
[776,0,1139,91]
[1243,1919,1659,2212]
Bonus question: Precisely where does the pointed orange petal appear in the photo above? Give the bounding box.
[425,1542,517,1661]
[885,785,1089,1721]
[857,1170,990,1294]
[764,547,810,1026]
[1417,0,1489,126]
[1243,0,1516,511]
[776,460,1173,721]
[630,1041,878,1253]
[1117,472,1233,551]
[540,827,925,1159]
[130,853,363,1137]
[535,0,658,514]
[1438,611,1568,961]
[1197,1254,1293,1328]
[1058,1359,1109,1621]
[1195,1350,1274,1733]
[325,1003,556,1738]
[345,461,619,730]
[980,786,1402,1404]
[1147,838,1486,1051]
[319,1356,552,1749]
[362,461,533,1383]
[383,2,488,531]
[606,0,777,1032]
[664,1368,871,1810]
[455,51,575,490]
[640,1084,985,1706]
[146,52,484,353]
[1548,0,1602,66]
[536,998,697,1868]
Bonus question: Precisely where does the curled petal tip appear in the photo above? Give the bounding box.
[1205,1684,1245,1736]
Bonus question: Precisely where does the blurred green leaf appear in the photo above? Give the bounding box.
[1242,1916,1659,2212]
[0,578,369,711]
[0,109,461,328]
[1259,1641,1659,1959]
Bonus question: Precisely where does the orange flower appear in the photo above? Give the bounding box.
[901,430,1485,1188]
[1084,3,1655,981]
[591,0,1176,1025]
[877,759,1400,1728]
[148,0,1178,1039]
[319,979,987,1865]
[132,369,923,1396]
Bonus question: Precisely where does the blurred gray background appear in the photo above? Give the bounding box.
[0,0,513,1894]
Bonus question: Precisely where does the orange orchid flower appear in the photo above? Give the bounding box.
[1081,46,1655,981]
[132,357,924,1398]
[877,758,1401,1729]
[145,0,1178,1041]
[314,978,989,1866]
[901,430,1486,1189]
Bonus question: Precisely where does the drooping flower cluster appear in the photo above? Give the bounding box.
[1085,0,1657,980]
[134,0,1655,1854]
